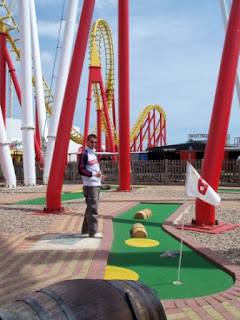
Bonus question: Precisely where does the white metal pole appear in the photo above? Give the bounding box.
[18,0,36,186]
[29,0,48,145]
[219,0,240,106]
[43,0,79,184]
[0,107,16,188]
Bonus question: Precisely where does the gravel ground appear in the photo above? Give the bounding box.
[0,184,239,265]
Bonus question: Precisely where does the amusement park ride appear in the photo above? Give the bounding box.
[0,1,167,186]
[0,0,239,234]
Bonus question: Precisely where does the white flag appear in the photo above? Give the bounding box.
[185,162,221,206]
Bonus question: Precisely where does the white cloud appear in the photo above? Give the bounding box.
[40,50,54,64]
[130,10,217,45]
[38,19,63,39]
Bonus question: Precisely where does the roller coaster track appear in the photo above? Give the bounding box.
[0,3,167,150]
[89,19,167,149]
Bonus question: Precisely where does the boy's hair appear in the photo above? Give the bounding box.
[87,134,97,141]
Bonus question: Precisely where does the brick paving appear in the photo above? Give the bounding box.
[0,185,240,319]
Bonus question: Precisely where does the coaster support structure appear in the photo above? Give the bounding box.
[195,0,240,228]
[46,0,95,212]
[118,0,131,191]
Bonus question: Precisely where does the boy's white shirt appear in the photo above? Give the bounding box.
[81,146,101,186]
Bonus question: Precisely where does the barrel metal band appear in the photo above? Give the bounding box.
[39,288,77,320]
[108,280,139,320]
[137,281,167,320]
[124,280,155,320]
[0,309,18,320]
[17,297,49,320]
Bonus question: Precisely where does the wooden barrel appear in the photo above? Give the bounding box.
[0,279,167,320]
[134,209,152,219]
[130,223,147,238]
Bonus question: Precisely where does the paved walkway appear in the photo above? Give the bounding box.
[0,185,240,319]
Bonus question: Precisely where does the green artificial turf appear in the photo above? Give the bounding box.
[14,191,85,205]
[14,186,119,205]
[218,188,240,193]
[107,203,234,300]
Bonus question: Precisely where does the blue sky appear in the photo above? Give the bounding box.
[6,0,240,145]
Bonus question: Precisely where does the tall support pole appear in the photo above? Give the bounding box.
[196,0,240,225]
[99,75,115,153]
[43,0,79,185]
[83,79,92,148]
[5,47,43,163]
[35,103,41,162]
[140,127,143,151]
[148,113,151,148]
[160,114,162,146]
[0,22,7,125]
[164,120,167,145]
[46,0,95,212]
[18,0,36,186]
[219,0,240,107]
[0,107,16,188]
[8,72,13,118]
[97,108,102,152]
[118,0,131,190]
[153,109,156,146]
[29,0,48,144]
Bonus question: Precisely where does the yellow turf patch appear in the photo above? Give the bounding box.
[70,190,83,193]
[104,265,139,280]
[125,238,160,248]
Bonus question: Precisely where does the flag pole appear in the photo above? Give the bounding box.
[173,197,186,285]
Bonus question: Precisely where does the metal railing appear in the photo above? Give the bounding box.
[11,159,240,186]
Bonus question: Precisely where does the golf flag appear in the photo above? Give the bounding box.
[185,162,221,206]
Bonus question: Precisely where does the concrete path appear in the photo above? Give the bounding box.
[0,185,240,319]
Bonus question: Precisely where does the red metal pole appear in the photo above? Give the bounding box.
[164,120,167,145]
[46,0,95,212]
[83,76,92,149]
[140,127,143,151]
[196,0,240,226]
[5,47,44,164]
[160,113,162,146]
[35,102,42,162]
[0,23,7,125]
[99,76,115,153]
[148,113,151,148]
[97,108,102,152]
[5,48,21,103]
[118,0,131,190]
[153,109,156,146]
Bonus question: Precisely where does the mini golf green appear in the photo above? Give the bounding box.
[105,203,234,300]
[14,190,85,205]
[14,187,119,205]
[218,188,240,193]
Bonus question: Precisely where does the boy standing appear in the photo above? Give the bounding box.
[79,134,105,238]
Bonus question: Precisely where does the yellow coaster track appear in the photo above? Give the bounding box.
[89,19,167,146]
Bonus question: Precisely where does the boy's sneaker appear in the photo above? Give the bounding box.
[91,232,103,239]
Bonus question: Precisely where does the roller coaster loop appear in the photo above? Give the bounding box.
[85,19,167,152]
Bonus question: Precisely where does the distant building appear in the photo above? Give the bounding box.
[148,136,240,161]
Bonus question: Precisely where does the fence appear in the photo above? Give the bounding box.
[12,159,240,187]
